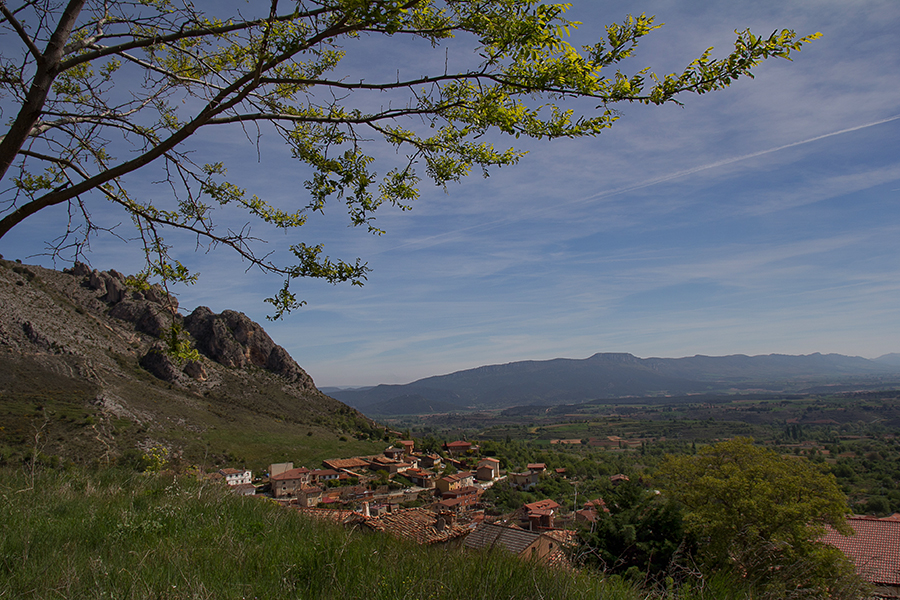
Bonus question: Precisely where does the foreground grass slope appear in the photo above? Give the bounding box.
[1,468,756,600]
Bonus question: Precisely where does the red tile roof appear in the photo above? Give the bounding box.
[524,499,560,512]
[464,523,541,555]
[323,457,370,470]
[821,516,900,587]
[218,468,246,475]
[270,467,310,481]
[446,441,473,449]
[543,529,578,570]
[293,507,357,523]
[349,507,470,545]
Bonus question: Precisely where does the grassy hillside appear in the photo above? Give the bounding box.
[0,259,386,471]
[0,467,684,600]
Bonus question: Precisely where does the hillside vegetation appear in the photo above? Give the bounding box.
[0,259,383,470]
[1,467,653,600]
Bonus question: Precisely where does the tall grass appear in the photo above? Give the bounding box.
[0,468,755,600]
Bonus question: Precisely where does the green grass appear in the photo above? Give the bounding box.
[200,426,383,470]
[0,467,755,600]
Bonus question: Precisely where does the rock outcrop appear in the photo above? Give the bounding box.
[0,257,372,468]
[65,263,314,387]
[184,306,315,389]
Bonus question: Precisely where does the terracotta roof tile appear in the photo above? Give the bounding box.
[323,457,371,470]
[350,508,470,545]
[543,529,578,570]
[821,516,900,586]
[524,499,560,512]
[464,523,540,555]
[294,507,357,523]
[271,467,311,481]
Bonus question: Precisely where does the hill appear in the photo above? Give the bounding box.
[332,352,900,416]
[0,259,383,470]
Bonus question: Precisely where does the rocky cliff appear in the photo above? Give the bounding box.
[0,258,378,467]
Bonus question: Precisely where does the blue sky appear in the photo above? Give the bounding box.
[2,0,899,387]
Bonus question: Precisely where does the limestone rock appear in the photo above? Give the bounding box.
[266,345,316,389]
[109,300,175,338]
[103,276,128,303]
[182,360,207,381]
[139,345,180,383]
[71,262,92,277]
[184,306,247,368]
[184,306,313,385]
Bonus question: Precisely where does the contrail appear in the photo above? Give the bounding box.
[574,113,900,205]
[381,114,900,252]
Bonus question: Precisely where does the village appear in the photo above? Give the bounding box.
[211,438,620,567]
[210,438,900,596]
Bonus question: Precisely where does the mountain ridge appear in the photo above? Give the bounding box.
[331,351,900,416]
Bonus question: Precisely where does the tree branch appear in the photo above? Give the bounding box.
[0,0,86,181]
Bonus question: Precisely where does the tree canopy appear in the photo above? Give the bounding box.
[574,478,685,584]
[654,438,863,598]
[0,1,818,314]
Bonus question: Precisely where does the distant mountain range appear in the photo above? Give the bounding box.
[330,352,900,416]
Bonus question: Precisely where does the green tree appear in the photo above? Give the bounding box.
[0,1,817,311]
[575,479,686,583]
[654,438,863,598]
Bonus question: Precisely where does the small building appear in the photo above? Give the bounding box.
[309,469,340,483]
[476,457,501,481]
[369,456,411,475]
[296,485,323,508]
[526,463,546,473]
[383,446,405,460]
[442,485,481,501]
[231,483,257,496]
[435,471,474,495]
[270,467,311,498]
[417,453,442,469]
[399,440,415,456]
[464,523,559,563]
[218,468,252,486]
[404,468,435,489]
[575,499,609,524]
[609,474,630,486]
[509,471,539,490]
[522,499,560,530]
[445,441,476,457]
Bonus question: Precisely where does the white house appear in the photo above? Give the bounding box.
[219,467,252,486]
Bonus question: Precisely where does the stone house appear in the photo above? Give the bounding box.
[476,457,500,481]
[270,467,311,498]
[509,471,539,490]
[404,468,435,488]
[464,523,559,563]
[435,471,474,495]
